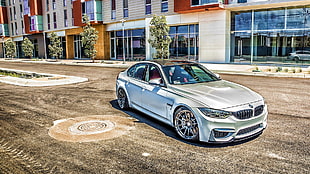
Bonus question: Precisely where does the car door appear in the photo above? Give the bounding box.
[141,64,173,118]
[125,63,147,108]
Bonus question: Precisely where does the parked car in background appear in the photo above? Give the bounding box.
[116,60,268,143]
[287,50,310,61]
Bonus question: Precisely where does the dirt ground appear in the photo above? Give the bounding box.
[0,62,309,173]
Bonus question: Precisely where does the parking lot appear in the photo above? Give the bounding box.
[0,62,309,173]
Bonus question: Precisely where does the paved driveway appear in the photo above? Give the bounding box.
[0,62,309,173]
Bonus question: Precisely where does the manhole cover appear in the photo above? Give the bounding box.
[69,120,115,135]
[48,115,135,142]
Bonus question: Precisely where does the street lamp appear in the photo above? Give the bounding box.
[120,18,126,64]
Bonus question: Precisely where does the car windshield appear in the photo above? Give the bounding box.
[162,64,220,85]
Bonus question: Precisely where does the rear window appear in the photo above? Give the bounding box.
[127,64,147,81]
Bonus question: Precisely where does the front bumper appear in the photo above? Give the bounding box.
[193,105,268,143]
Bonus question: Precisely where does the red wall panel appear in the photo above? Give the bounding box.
[174,0,223,13]
[73,0,83,26]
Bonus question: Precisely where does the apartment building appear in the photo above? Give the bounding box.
[0,0,309,64]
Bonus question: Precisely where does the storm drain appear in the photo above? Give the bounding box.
[48,115,135,142]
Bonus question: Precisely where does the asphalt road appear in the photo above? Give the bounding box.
[0,62,309,174]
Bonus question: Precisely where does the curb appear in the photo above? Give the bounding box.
[1,59,309,78]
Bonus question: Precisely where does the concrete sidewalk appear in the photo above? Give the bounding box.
[1,58,310,78]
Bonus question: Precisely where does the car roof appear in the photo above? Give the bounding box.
[149,59,196,66]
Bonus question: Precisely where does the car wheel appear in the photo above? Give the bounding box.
[117,88,129,110]
[174,107,199,141]
[294,57,300,62]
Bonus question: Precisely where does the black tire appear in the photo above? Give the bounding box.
[174,107,199,141]
[294,57,300,62]
[117,88,129,110]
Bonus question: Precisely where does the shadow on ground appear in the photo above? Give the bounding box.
[110,100,261,148]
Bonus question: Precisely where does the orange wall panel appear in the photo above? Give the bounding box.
[0,7,8,24]
[30,0,42,15]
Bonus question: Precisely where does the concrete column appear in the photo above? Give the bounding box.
[198,10,230,63]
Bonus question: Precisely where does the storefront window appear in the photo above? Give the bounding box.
[169,24,199,60]
[231,6,310,65]
[110,29,146,61]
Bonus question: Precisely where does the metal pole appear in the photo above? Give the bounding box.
[120,18,126,64]
[43,32,47,60]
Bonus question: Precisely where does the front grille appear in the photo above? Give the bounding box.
[213,130,230,138]
[237,124,261,136]
[233,109,253,119]
[233,105,265,120]
[254,105,264,116]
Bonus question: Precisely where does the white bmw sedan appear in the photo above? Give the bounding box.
[116,60,268,143]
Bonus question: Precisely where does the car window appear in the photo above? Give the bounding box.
[127,64,147,81]
[146,64,163,85]
[163,64,220,85]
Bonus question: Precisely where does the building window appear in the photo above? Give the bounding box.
[46,0,49,11]
[11,23,14,35]
[161,0,168,12]
[110,29,146,60]
[52,0,56,10]
[30,16,36,31]
[71,8,74,26]
[145,0,151,15]
[53,12,57,29]
[169,24,199,60]
[64,10,68,27]
[63,0,67,6]
[111,0,116,19]
[192,0,218,6]
[123,0,128,18]
[21,20,24,34]
[231,6,310,64]
[20,4,23,18]
[47,14,50,29]
[9,8,12,21]
[13,7,16,20]
[15,22,18,35]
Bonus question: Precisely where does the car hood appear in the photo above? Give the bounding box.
[170,80,263,109]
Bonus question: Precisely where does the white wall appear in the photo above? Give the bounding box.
[198,10,230,63]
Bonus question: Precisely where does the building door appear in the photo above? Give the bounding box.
[74,35,84,59]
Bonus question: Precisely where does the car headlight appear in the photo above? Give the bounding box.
[199,108,232,119]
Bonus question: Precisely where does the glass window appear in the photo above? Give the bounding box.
[147,65,163,84]
[111,0,116,19]
[128,64,147,80]
[64,10,68,27]
[123,0,128,18]
[53,12,57,29]
[169,24,199,60]
[52,0,56,10]
[145,0,151,15]
[47,14,50,29]
[286,7,309,29]
[46,0,49,11]
[63,0,66,6]
[161,0,168,13]
[231,11,252,31]
[267,9,285,30]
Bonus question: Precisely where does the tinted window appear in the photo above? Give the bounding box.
[162,64,219,85]
[146,64,163,84]
[127,64,147,80]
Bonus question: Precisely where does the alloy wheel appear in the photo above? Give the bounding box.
[174,107,199,141]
